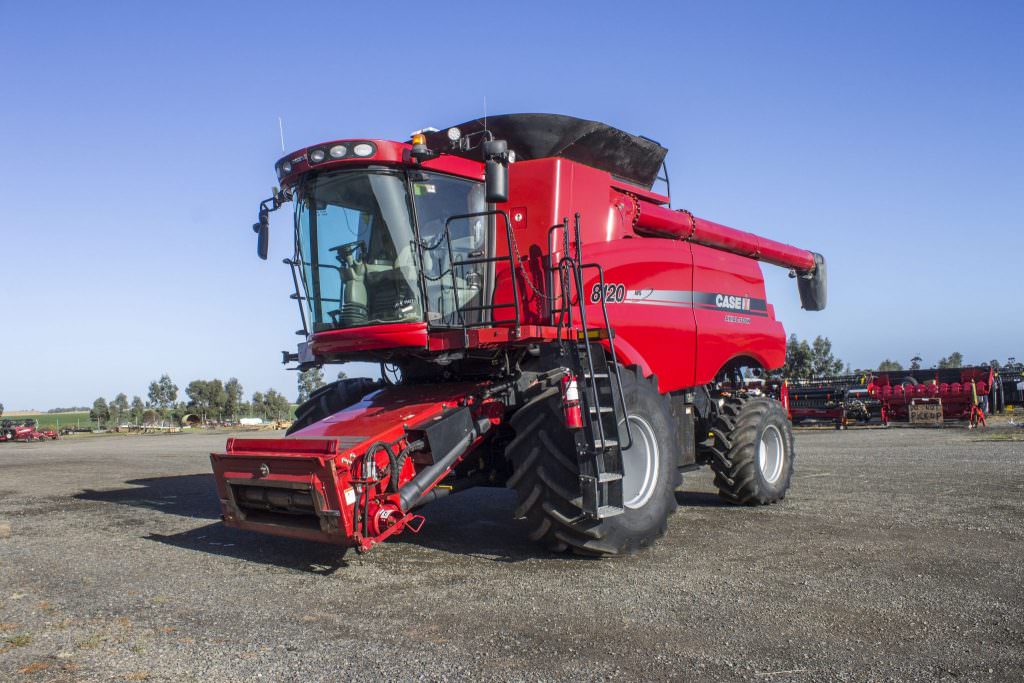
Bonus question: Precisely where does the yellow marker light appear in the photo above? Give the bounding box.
[411,133,427,146]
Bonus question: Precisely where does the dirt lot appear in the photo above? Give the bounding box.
[1,427,1022,682]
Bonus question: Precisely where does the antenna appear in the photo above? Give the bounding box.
[483,96,487,134]
[278,116,286,152]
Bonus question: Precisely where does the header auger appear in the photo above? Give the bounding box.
[212,113,827,556]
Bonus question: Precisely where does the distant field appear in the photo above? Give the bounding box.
[2,412,91,430]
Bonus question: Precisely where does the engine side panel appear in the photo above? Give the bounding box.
[690,243,786,383]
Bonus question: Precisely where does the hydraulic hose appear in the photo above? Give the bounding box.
[398,418,493,511]
[387,439,425,493]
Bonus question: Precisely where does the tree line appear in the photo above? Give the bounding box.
[875,353,1018,373]
[87,374,292,428]
[784,335,1015,378]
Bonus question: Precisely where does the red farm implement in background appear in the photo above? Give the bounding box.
[785,375,875,429]
[0,419,58,442]
[211,113,827,556]
[868,367,995,426]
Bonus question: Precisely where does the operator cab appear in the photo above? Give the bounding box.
[294,167,489,331]
[256,136,506,354]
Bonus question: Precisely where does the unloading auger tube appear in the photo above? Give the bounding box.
[632,199,827,311]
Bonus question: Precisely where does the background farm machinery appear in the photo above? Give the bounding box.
[784,365,1007,427]
[0,419,59,442]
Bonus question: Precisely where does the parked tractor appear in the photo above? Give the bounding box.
[210,114,827,555]
[0,419,56,442]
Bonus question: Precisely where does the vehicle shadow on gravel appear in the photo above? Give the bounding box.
[74,475,350,574]
[76,474,222,519]
[147,524,350,575]
[673,490,732,507]
[390,488,554,562]
[73,475,725,568]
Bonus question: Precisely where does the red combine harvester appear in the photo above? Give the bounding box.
[211,114,827,555]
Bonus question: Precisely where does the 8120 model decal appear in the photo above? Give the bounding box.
[590,282,626,303]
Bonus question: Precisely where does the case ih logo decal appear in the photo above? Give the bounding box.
[715,294,751,311]
[592,287,768,317]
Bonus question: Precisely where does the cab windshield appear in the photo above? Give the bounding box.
[295,169,487,332]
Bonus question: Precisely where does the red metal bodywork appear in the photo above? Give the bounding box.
[212,383,501,550]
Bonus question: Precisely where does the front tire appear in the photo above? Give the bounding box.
[506,366,680,556]
[287,378,381,436]
[705,396,795,505]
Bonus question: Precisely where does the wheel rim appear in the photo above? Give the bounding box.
[620,415,660,509]
[758,424,785,484]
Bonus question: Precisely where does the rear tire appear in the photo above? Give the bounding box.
[506,366,680,556]
[704,396,795,505]
[287,378,381,435]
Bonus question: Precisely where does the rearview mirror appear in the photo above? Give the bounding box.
[484,139,509,203]
[254,210,270,260]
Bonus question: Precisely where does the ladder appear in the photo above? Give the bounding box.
[554,214,632,519]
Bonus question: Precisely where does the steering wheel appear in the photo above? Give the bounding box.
[329,240,365,266]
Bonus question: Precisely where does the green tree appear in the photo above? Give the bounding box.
[262,389,292,421]
[937,352,963,369]
[989,359,1001,370]
[784,334,813,379]
[185,380,210,421]
[109,393,129,428]
[224,378,243,420]
[0,402,4,418]
[208,379,227,420]
[148,374,178,416]
[250,392,265,419]
[910,355,923,371]
[810,336,845,377]
[130,396,145,425]
[298,367,325,403]
[878,359,903,372]
[90,397,110,427]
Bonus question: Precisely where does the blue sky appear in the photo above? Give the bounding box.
[1,1,1021,409]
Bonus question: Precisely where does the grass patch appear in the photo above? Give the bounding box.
[975,432,1024,442]
[6,633,32,646]
[75,633,105,649]
[2,412,91,430]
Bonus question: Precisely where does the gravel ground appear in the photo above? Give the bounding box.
[0,427,1022,682]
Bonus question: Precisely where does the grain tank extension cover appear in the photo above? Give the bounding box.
[424,113,668,190]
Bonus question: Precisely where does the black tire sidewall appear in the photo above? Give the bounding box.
[749,400,795,499]
[605,368,679,538]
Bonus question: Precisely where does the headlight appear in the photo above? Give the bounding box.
[353,143,374,157]
[309,149,326,163]
[281,161,292,174]
[447,127,461,142]
[329,144,347,158]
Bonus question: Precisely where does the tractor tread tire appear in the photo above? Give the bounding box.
[506,366,680,556]
[704,396,795,505]
[287,377,382,436]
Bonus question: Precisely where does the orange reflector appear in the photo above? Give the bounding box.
[578,328,610,341]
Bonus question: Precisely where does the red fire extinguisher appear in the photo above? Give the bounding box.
[561,373,583,430]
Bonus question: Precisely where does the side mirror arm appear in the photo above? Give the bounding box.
[252,188,292,260]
